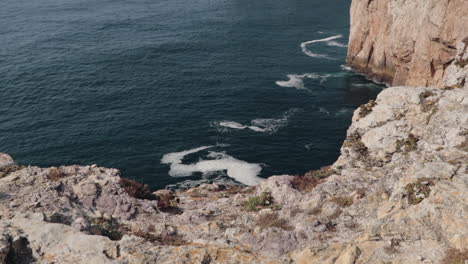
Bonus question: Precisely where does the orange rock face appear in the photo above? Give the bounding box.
[346,0,468,87]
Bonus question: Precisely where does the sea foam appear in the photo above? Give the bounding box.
[300,34,343,59]
[275,74,321,89]
[213,108,299,134]
[161,146,263,186]
[276,71,351,89]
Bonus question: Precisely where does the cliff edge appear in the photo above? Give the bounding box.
[0,1,467,263]
[347,0,468,87]
[0,44,466,264]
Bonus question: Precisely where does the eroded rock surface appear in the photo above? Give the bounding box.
[347,0,468,87]
[1,82,466,263]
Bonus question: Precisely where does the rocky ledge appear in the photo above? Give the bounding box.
[1,23,468,264]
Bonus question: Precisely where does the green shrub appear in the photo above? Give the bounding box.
[405,178,434,205]
[244,192,274,211]
[89,217,122,241]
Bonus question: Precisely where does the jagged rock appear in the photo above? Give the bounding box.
[0,233,10,264]
[0,153,14,168]
[347,0,468,87]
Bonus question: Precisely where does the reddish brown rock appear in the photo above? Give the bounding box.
[346,0,468,87]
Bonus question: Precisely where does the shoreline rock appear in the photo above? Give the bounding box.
[346,0,468,88]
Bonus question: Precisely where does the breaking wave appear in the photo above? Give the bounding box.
[212,108,299,134]
[161,146,263,186]
[276,70,353,89]
[275,74,322,89]
[300,34,343,59]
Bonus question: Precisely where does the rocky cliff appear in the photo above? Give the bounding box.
[1,2,467,263]
[346,0,468,87]
[0,44,466,263]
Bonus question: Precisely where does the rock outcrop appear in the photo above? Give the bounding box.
[346,0,468,87]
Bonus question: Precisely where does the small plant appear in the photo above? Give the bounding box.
[89,217,122,241]
[419,91,437,112]
[256,212,293,231]
[396,134,419,153]
[291,175,322,192]
[157,191,182,214]
[119,177,158,200]
[244,192,274,211]
[441,248,468,264]
[304,166,336,179]
[405,178,435,205]
[0,165,25,178]
[358,100,377,118]
[343,131,369,157]
[330,196,354,208]
[47,167,66,181]
[308,206,322,216]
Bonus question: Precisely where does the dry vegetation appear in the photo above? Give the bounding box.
[358,100,377,118]
[256,212,293,231]
[119,177,158,200]
[46,167,66,181]
[330,196,354,208]
[441,248,468,264]
[405,178,434,205]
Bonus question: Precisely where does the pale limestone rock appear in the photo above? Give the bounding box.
[347,0,468,87]
[0,153,14,168]
[334,245,360,264]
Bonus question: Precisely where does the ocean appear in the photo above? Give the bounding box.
[0,0,385,189]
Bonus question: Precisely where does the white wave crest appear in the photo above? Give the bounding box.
[275,73,323,89]
[161,146,263,186]
[300,34,343,59]
[340,65,352,71]
[213,108,299,134]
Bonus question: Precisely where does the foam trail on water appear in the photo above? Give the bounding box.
[300,35,343,59]
[335,108,354,117]
[340,65,352,71]
[161,145,213,165]
[161,146,263,186]
[319,107,330,116]
[213,108,299,134]
[327,40,348,48]
[275,73,321,89]
[218,121,247,130]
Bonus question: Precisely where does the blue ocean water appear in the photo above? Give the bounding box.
[0,0,384,188]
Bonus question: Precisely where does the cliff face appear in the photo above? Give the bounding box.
[346,0,468,87]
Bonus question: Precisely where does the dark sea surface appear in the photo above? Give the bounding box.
[0,0,384,188]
